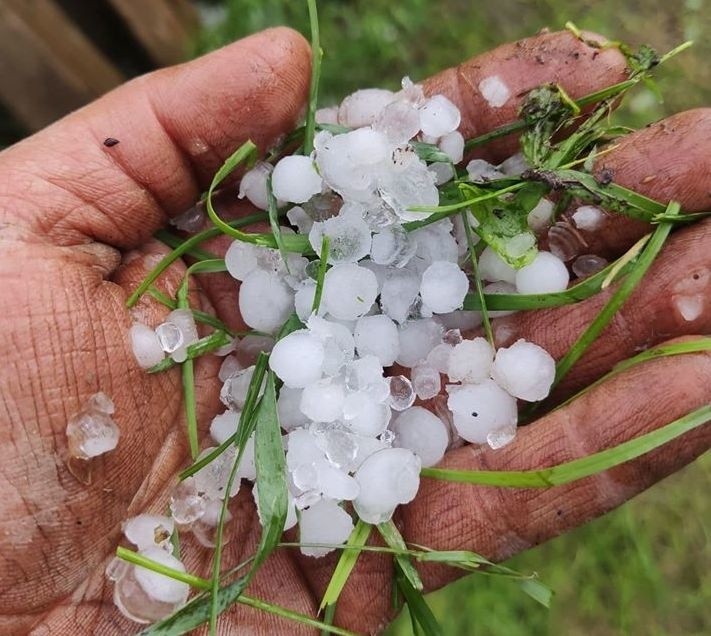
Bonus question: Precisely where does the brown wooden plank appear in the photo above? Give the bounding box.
[107,0,199,68]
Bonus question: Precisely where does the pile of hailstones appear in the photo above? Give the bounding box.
[117,78,572,623]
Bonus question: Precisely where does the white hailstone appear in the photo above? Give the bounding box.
[294,281,318,321]
[235,334,275,366]
[287,205,314,234]
[370,226,417,268]
[338,88,395,127]
[134,547,190,604]
[237,434,257,481]
[209,409,239,445]
[238,269,294,334]
[322,263,378,320]
[312,424,360,469]
[220,365,256,410]
[165,309,199,363]
[271,155,323,204]
[429,161,455,185]
[388,375,416,411]
[343,392,391,436]
[478,246,516,284]
[527,198,555,232]
[411,363,441,400]
[478,75,511,108]
[299,499,355,557]
[307,314,356,376]
[122,514,174,550]
[411,222,459,266]
[286,428,326,472]
[447,379,518,444]
[314,132,374,201]
[378,156,439,222]
[572,254,608,279]
[420,261,469,314]
[491,339,555,401]
[155,321,183,354]
[499,153,529,176]
[466,158,504,182]
[238,161,272,210]
[315,106,339,125]
[308,214,372,265]
[391,406,449,467]
[438,130,465,164]
[353,314,400,366]
[426,343,453,374]
[66,394,120,460]
[396,318,444,368]
[418,94,461,137]
[483,281,517,318]
[344,355,390,402]
[374,99,421,144]
[381,269,424,325]
[343,127,391,164]
[193,447,241,499]
[316,462,360,501]
[169,477,206,525]
[447,337,494,383]
[225,240,261,281]
[438,309,483,332]
[515,251,570,294]
[130,323,165,369]
[398,76,426,106]
[276,386,310,431]
[269,330,325,389]
[572,205,604,231]
[353,448,421,524]
[300,378,346,423]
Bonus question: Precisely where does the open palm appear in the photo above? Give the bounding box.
[1,27,709,635]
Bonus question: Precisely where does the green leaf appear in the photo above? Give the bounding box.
[461,209,493,346]
[411,141,453,164]
[147,330,231,374]
[267,175,289,269]
[156,229,217,261]
[303,0,322,155]
[394,563,442,636]
[518,578,553,608]
[312,235,330,314]
[378,520,423,592]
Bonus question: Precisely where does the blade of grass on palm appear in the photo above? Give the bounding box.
[148,330,232,374]
[394,563,442,636]
[156,229,217,261]
[378,520,423,591]
[462,209,493,345]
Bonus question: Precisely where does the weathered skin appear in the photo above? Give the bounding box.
[0,27,708,635]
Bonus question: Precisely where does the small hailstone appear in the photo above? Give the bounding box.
[170,203,204,233]
[378,155,439,222]
[388,375,416,411]
[420,261,469,314]
[308,213,372,264]
[236,435,257,481]
[370,225,417,268]
[238,161,272,210]
[122,514,174,550]
[338,88,395,127]
[344,355,390,402]
[294,281,318,321]
[478,75,511,108]
[272,155,323,204]
[353,448,421,524]
[220,366,258,410]
[447,338,494,384]
[191,498,233,548]
[466,159,504,183]
[193,447,241,499]
[411,363,441,400]
[343,392,391,436]
[322,263,378,320]
[429,161,455,185]
[491,339,555,401]
[239,269,295,334]
[353,314,400,366]
[155,321,183,354]
[527,198,555,232]
[447,379,518,444]
[133,547,190,604]
[479,246,516,284]
[374,99,421,144]
[398,76,426,105]
[396,318,444,368]
[312,424,359,469]
[343,127,391,164]
[307,315,356,376]
[299,499,354,557]
[66,393,119,460]
[287,205,314,234]
[418,94,461,137]
[572,205,604,231]
[277,386,310,431]
[548,223,581,262]
[391,406,449,467]
[486,426,517,450]
[129,323,164,369]
[426,342,453,374]
[300,378,345,423]
[483,281,518,318]
[411,222,459,266]
[270,330,325,389]
[225,240,261,281]
[218,355,241,383]
[315,106,339,125]
[438,130,465,163]
[166,309,198,363]
[499,153,529,176]
[572,254,608,279]
[316,462,360,501]
[236,334,275,366]
[210,410,238,445]
[515,251,570,294]
[169,477,206,525]
[286,428,326,471]
[315,133,375,201]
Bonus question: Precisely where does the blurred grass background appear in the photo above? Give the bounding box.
[193,2,711,634]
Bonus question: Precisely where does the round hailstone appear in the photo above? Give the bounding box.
[429,162,455,186]
[343,392,391,436]
[220,366,256,410]
[411,363,441,400]
[391,406,449,467]
[338,88,395,127]
[353,448,421,524]
[411,222,459,265]
[426,342,453,374]
[269,330,325,389]
[66,410,119,460]
[353,314,400,366]
[447,380,518,444]
[466,159,504,183]
[209,409,239,445]
[396,318,444,368]
[294,281,318,322]
[133,547,190,604]
[307,315,356,376]
[287,205,314,234]
[447,338,494,383]
[299,499,355,557]
[527,198,555,232]
[169,477,206,525]
[129,323,165,369]
[572,254,608,279]
[478,246,516,284]
[316,462,360,501]
[388,375,416,411]
[342,127,390,165]
[379,268,420,324]
[499,153,529,176]
[238,269,294,334]
[166,309,199,363]
[238,161,272,210]
[420,261,469,314]
[438,130,465,163]
[225,240,260,281]
[370,226,416,268]
[123,514,174,550]
[418,95,461,137]
[314,132,374,201]
[271,155,323,204]
[344,355,389,402]
[277,386,310,431]
[491,339,555,401]
[155,321,183,354]
[322,263,378,320]
[193,447,241,499]
[572,205,604,231]
[308,213,372,264]
[374,99,421,145]
[300,378,346,423]
[377,156,439,222]
[478,75,511,108]
[253,485,298,531]
[515,251,570,294]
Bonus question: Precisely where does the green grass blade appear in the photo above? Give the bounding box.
[156,229,217,261]
[461,210,493,345]
[117,546,211,590]
[147,330,231,374]
[421,402,711,487]
[394,563,442,636]
[312,235,330,313]
[320,520,372,610]
[378,520,423,592]
[518,578,553,608]
[181,359,199,460]
[267,174,289,268]
[304,0,322,155]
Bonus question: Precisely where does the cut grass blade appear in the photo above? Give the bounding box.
[421,402,711,487]
[378,520,423,592]
[312,235,330,314]
[304,0,322,155]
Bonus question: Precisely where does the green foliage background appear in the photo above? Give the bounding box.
[195,1,710,634]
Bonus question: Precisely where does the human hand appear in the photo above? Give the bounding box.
[0,26,708,635]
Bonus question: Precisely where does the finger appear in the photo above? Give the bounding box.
[423,29,628,161]
[485,218,711,400]
[546,108,711,260]
[399,339,711,592]
[0,27,310,250]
